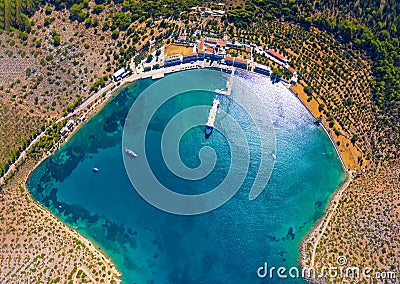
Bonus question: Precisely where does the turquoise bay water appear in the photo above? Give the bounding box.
[27,69,346,283]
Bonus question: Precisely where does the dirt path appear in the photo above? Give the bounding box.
[310,174,353,267]
[0,82,116,186]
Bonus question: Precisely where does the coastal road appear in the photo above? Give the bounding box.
[0,130,48,185]
[56,82,116,124]
[0,81,116,185]
[77,83,115,113]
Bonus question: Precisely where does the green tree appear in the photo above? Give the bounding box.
[304,86,313,96]
[146,54,153,63]
[92,4,104,14]
[111,29,119,39]
[84,17,92,28]
[53,34,60,46]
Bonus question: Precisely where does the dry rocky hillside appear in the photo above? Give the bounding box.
[0,159,120,283]
[0,5,123,282]
[304,161,399,283]
[0,6,118,175]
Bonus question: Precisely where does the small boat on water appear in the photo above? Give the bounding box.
[125,148,138,157]
[92,167,99,173]
[205,126,213,139]
[271,153,276,160]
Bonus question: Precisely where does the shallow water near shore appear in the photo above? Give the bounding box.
[27,69,346,283]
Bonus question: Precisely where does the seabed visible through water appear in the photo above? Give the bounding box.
[27,69,346,283]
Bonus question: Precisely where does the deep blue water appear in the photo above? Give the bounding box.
[27,69,346,283]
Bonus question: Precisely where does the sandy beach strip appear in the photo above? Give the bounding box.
[298,172,353,277]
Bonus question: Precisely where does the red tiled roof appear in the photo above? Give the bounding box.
[235,57,248,64]
[288,66,296,73]
[205,47,214,53]
[183,52,198,58]
[205,37,218,43]
[267,49,288,62]
[217,40,227,47]
[198,39,205,52]
[225,55,247,64]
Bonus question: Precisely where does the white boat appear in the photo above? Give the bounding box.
[125,148,138,157]
[271,153,276,160]
[92,167,99,173]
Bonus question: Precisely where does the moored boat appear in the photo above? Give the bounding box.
[125,148,138,157]
[205,126,213,139]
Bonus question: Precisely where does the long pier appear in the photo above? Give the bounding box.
[205,67,235,136]
[206,93,222,129]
